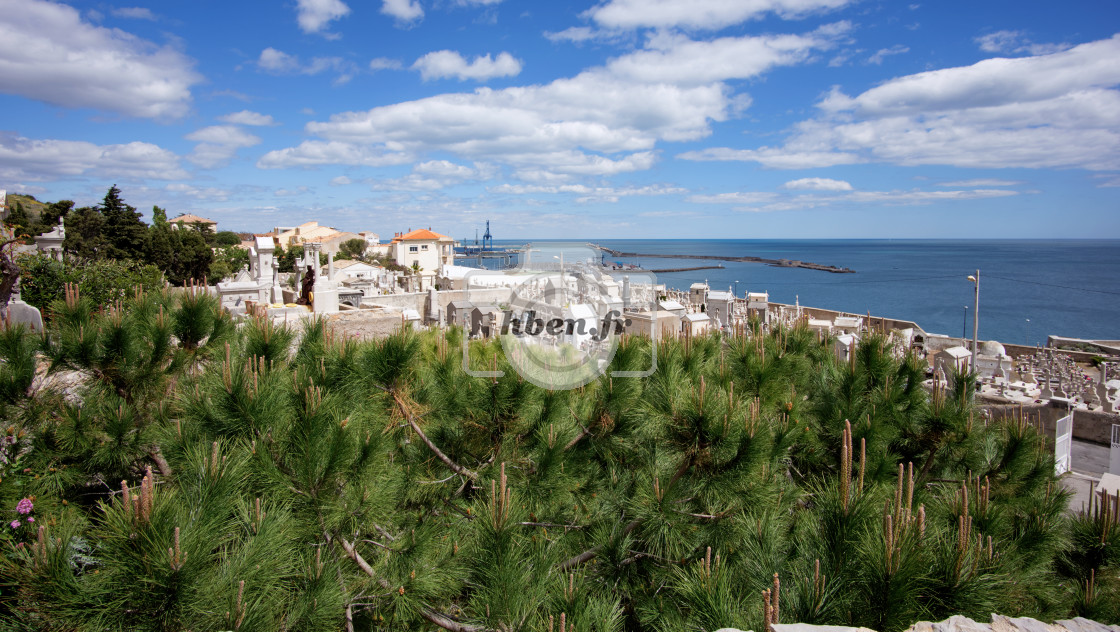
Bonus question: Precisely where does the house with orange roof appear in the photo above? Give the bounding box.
[169,213,217,231]
[391,228,456,291]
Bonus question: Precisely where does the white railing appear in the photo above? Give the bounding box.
[1054,413,1073,476]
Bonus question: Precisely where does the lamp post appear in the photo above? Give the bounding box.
[967,271,979,372]
[553,253,565,304]
[734,280,740,298]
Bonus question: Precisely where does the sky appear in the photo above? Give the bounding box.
[1,0,1119,239]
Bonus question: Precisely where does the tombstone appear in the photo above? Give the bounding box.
[1,280,42,332]
[427,286,440,325]
[1040,369,1053,399]
[271,259,283,304]
[307,242,338,314]
[34,219,65,260]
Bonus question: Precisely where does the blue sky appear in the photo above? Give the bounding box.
[1,0,1118,239]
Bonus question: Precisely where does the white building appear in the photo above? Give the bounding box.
[329,259,382,281]
[391,229,456,274]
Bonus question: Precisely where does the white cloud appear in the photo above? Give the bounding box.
[690,186,1017,213]
[296,0,350,35]
[818,36,1120,117]
[689,191,778,204]
[165,183,233,201]
[783,177,852,191]
[371,160,489,191]
[686,35,1120,171]
[678,146,862,168]
[605,24,847,84]
[490,183,685,203]
[257,141,413,169]
[262,25,841,179]
[0,0,199,119]
[937,179,1020,187]
[867,45,908,65]
[585,0,854,30]
[256,48,355,83]
[111,7,156,20]
[412,50,522,81]
[545,27,599,43]
[275,186,311,197]
[185,125,261,168]
[975,30,1069,56]
[0,132,187,181]
[329,176,353,186]
[218,110,277,126]
[370,57,403,71]
[382,0,423,22]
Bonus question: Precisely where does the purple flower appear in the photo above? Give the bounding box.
[9,520,19,529]
[16,498,33,514]
[27,517,34,523]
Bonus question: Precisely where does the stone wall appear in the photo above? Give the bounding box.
[359,288,515,320]
[983,399,1119,445]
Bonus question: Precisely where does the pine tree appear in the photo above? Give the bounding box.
[0,308,1115,631]
[99,185,148,261]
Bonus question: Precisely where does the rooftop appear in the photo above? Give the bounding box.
[170,213,216,224]
[392,228,453,242]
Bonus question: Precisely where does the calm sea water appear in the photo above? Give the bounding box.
[476,240,1120,346]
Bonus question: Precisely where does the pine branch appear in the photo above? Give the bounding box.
[333,531,492,632]
[390,390,479,480]
[149,446,172,478]
[558,518,642,571]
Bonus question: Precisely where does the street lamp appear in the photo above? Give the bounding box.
[734,280,740,298]
[553,254,565,304]
[967,271,979,372]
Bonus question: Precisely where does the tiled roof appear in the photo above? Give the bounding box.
[170,213,216,224]
[392,228,452,241]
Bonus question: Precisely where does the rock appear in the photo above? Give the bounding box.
[992,615,1062,632]
[1056,619,1120,632]
[907,615,991,632]
[773,625,876,632]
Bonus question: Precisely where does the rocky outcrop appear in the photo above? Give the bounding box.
[716,614,1120,632]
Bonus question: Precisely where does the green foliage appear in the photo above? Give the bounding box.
[99,185,149,261]
[4,201,30,241]
[215,231,242,247]
[276,244,304,273]
[62,204,106,259]
[145,224,213,286]
[339,238,368,261]
[17,252,165,311]
[210,244,249,282]
[0,306,1112,632]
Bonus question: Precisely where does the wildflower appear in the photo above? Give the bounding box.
[16,498,33,514]
[9,520,19,529]
[28,517,34,523]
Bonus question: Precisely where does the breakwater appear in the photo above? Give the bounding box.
[595,246,854,273]
[646,265,724,274]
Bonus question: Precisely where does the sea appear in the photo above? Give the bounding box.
[467,240,1120,346]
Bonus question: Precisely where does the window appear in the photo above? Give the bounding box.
[409,246,418,253]
[421,245,429,251]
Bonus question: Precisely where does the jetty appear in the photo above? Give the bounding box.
[595,246,854,274]
[647,265,725,274]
